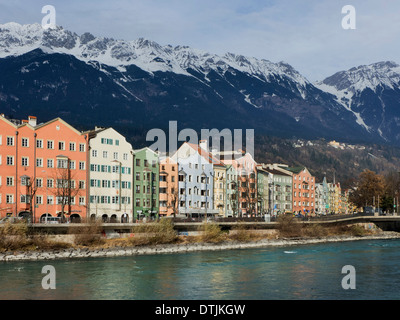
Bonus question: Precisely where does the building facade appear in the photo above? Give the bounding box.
[159,156,178,217]
[0,115,88,222]
[87,127,133,222]
[225,165,238,217]
[288,166,315,215]
[262,164,293,215]
[172,142,218,218]
[133,147,160,220]
[256,166,270,215]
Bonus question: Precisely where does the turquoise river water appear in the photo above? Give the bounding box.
[1,238,400,300]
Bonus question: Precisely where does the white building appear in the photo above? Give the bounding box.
[171,141,219,218]
[87,127,133,222]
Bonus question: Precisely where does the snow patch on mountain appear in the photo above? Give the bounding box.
[0,22,312,97]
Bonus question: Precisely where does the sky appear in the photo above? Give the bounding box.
[0,0,399,82]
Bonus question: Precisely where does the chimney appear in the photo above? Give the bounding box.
[28,116,37,127]
[199,139,208,151]
[199,140,208,151]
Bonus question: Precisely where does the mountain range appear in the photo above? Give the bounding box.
[0,22,399,147]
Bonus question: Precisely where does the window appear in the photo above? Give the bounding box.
[36,139,43,148]
[6,156,14,166]
[123,153,128,161]
[103,151,108,158]
[58,141,65,150]
[6,194,13,204]
[6,177,14,186]
[47,140,54,149]
[20,194,30,204]
[7,136,14,146]
[69,142,76,151]
[21,138,29,147]
[47,179,53,188]
[47,196,54,205]
[47,159,54,168]
[79,181,85,189]
[136,159,140,166]
[92,150,97,157]
[79,161,85,170]
[21,176,30,186]
[79,197,85,205]
[69,161,75,170]
[57,159,68,169]
[112,196,119,204]
[79,143,85,152]
[36,178,43,188]
[21,157,28,167]
[36,158,43,167]
[36,196,43,205]
[113,152,118,160]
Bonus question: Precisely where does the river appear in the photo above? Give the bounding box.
[1,238,399,300]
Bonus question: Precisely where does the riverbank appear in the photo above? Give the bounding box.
[1,231,400,262]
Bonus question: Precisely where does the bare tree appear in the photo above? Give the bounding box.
[49,166,82,222]
[169,187,179,217]
[20,175,38,221]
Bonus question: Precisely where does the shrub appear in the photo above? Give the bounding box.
[276,214,303,238]
[200,222,226,243]
[302,224,329,238]
[348,225,367,237]
[129,218,178,246]
[73,219,105,246]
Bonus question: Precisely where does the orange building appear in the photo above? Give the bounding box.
[287,166,316,215]
[159,156,178,216]
[0,115,89,222]
[222,152,258,216]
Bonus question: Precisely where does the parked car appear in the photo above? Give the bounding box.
[40,217,61,224]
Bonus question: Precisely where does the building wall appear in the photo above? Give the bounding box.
[34,118,88,222]
[213,165,227,216]
[133,148,159,220]
[0,116,88,222]
[173,142,217,217]
[271,173,292,214]
[0,116,22,218]
[225,165,238,217]
[292,168,315,215]
[88,128,133,222]
[257,169,270,215]
[159,157,178,216]
[224,153,258,216]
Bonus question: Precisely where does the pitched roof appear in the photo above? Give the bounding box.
[186,143,226,167]
[284,166,306,174]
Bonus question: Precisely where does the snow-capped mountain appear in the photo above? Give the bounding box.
[0,22,387,145]
[0,22,311,87]
[315,61,400,142]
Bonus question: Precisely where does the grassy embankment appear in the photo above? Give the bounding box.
[0,216,377,253]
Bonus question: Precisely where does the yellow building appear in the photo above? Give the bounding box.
[213,165,227,216]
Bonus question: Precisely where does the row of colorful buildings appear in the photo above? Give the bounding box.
[0,115,353,223]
